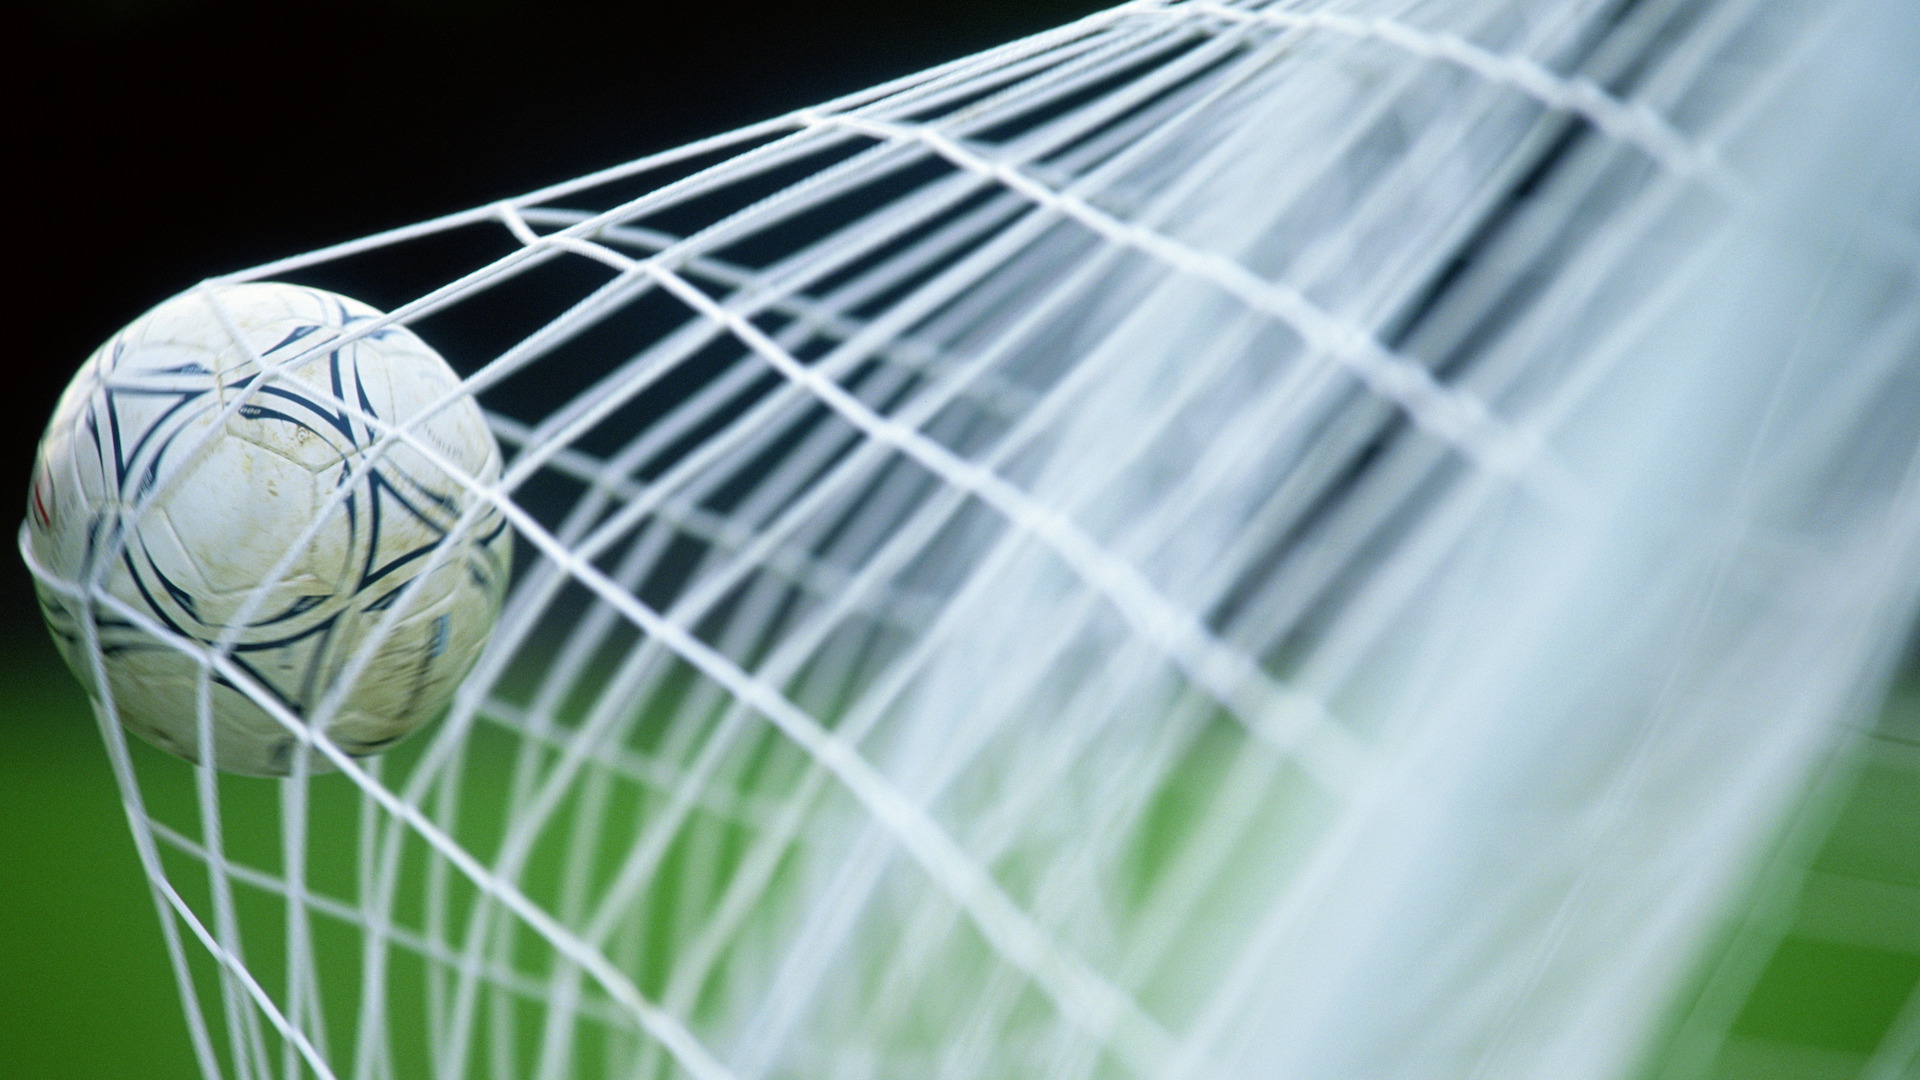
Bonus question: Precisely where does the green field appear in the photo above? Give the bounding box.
[1634,688,1920,1080]
[3,644,1915,1079]
[0,648,199,1078]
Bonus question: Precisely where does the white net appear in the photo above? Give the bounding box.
[22,0,1920,1078]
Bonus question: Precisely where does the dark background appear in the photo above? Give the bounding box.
[9,0,1109,641]
[4,3,1105,1075]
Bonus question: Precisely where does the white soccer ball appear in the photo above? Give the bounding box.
[25,282,512,776]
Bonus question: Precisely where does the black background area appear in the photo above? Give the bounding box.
[8,0,1111,637]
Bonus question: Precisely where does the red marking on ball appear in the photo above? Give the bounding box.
[30,477,52,528]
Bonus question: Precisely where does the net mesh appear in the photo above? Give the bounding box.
[22,0,1920,1078]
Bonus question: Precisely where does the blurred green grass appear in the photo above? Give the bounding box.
[2,634,1915,1079]
[0,645,198,1079]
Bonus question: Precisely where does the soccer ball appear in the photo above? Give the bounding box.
[25,282,512,776]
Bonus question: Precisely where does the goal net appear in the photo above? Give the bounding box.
[25,0,1920,1078]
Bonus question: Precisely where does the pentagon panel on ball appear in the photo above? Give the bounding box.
[24,282,512,776]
